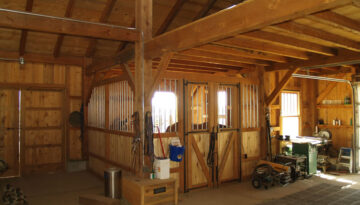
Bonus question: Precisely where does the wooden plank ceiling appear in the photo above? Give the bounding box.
[0,0,359,76]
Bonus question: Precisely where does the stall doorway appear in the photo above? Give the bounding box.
[184,82,240,190]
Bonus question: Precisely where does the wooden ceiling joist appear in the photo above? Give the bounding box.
[275,22,360,52]
[19,0,33,56]
[180,49,270,66]
[144,0,354,59]
[215,37,309,60]
[268,49,360,71]
[0,8,139,41]
[85,0,117,57]
[53,0,76,57]
[309,10,360,35]
[242,30,336,56]
[172,54,257,68]
[195,44,287,63]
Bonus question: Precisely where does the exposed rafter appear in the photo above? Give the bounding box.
[241,30,336,56]
[53,0,75,57]
[144,0,354,60]
[85,0,117,57]
[274,21,360,52]
[19,0,33,56]
[0,8,139,41]
[193,0,217,20]
[267,49,360,71]
[308,10,360,35]
[156,0,187,36]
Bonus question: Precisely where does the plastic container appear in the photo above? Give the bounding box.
[154,158,170,179]
[170,145,185,162]
[104,168,121,199]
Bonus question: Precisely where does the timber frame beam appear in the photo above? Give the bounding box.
[266,68,299,106]
[144,0,354,59]
[145,52,174,102]
[0,8,139,41]
[316,73,346,104]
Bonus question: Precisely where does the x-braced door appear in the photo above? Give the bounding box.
[215,83,240,185]
[184,81,240,190]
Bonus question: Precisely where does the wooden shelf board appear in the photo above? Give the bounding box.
[318,125,353,129]
[316,104,352,109]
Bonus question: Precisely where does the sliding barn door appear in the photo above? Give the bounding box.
[0,89,20,177]
[22,90,65,174]
[215,84,240,184]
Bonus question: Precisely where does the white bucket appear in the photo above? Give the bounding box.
[154,158,170,179]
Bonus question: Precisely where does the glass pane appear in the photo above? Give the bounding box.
[281,92,299,116]
[152,91,178,133]
[282,117,299,138]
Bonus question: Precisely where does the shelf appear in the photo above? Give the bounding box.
[318,125,353,129]
[316,104,352,109]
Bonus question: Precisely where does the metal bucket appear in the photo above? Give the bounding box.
[104,168,121,199]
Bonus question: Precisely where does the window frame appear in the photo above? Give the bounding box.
[280,90,301,137]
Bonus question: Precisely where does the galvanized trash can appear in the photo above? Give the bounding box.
[104,168,122,199]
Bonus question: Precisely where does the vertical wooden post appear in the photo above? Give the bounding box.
[135,0,152,178]
[257,66,267,159]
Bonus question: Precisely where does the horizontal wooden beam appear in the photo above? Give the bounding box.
[309,11,360,35]
[267,49,360,71]
[0,8,139,42]
[144,0,353,59]
[215,37,309,60]
[0,50,85,66]
[172,54,256,68]
[180,49,270,66]
[195,44,287,62]
[242,30,336,56]
[274,22,360,52]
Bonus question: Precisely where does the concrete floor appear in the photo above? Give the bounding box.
[1,171,359,205]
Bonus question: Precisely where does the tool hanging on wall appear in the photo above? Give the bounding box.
[265,108,272,161]
[156,126,166,158]
[145,112,154,162]
[132,112,140,171]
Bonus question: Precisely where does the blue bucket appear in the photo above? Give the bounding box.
[169,145,185,162]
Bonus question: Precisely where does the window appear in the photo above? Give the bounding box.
[152,91,177,133]
[190,84,208,130]
[217,85,234,128]
[281,92,300,138]
[151,79,178,133]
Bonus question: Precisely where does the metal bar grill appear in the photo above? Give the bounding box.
[241,84,259,129]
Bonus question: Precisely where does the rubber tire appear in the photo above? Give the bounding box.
[252,177,262,189]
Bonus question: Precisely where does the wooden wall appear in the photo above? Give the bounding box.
[86,70,265,191]
[317,73,353,150]
[0,61,83,175]
[264,70,353,152]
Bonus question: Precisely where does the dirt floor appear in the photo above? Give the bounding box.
[1,171,359,205]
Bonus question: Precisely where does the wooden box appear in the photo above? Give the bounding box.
[122,176,178,205]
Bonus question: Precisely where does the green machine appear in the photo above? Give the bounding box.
[292,143,317,175]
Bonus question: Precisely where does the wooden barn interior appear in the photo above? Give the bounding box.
[1,0,360,204]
